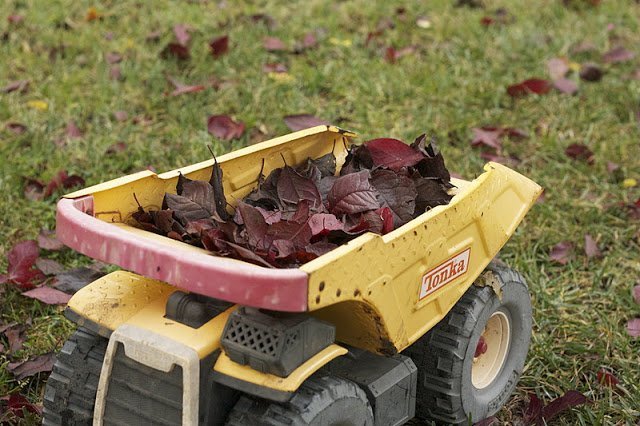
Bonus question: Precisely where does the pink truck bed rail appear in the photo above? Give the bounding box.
[56,196,309,312]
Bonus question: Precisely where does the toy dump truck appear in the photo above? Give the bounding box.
[43,126,542,425]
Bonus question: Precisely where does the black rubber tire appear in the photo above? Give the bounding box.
[404,263,532,425]
[225,375,374,426]
[42,327,108,426]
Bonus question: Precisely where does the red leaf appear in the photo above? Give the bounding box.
[579,63,603,82]
[0,240,45,290]
[596,368,620,388]
[627,318,640,337]
[301,32,318,49]
[6,122,27,134]
[550,241,573,265]
[23,178,45,201]
[4,326,25,354]
[524,393,544,424]
[384,45,416,63]
[283,114,330,131]
[237,202,268,249]
[633,284,640,304]
[5,393,41,417]
[507,78,551,97]
[307,213,344,236]
[471,128,503,150]
[173,24,191,46]
[565,143,594,164]
[541,390,588,422]
[584,234,602,259]
[109,65,122,80]
[207,115,245,140]
[106,141,127,154]
[113,110,128,121]
[602,46,635,64]
[167,76,205,97]
[377,207,394,234]
[547,57,570,80]
[328,170,380,214]
[480,16,495,26]
[263,36,287,51]
[161,42,190,60]
[22,286,72,305]
[8,15,25,24]
[105,51,122,64]
[65,121,83,139]
[365,138,424,171]
[554,78,579,95]
[1,79,29,94]
[7,353,55,380]
[276,166,322,209]
[209,35,229,58]
[370,169,417,227]
[37,229,65,251]
[263,62,288,73]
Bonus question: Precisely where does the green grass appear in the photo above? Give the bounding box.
[1,0,639,424]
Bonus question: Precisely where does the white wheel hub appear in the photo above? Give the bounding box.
[471,311,511,389]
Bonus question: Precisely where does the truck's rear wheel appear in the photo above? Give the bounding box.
[404,264,532,425]
[42,327,107,426]
[225,375,374,426]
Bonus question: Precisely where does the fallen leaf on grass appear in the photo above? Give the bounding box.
[173,24,191,46]
[113,110,128,121]
[293,32,318,53]
[207,115,245,140]
[385,45,416,63]
[105,51,122,64]
[209,35,229,58]
[167,76,205,97]
[263,36,287,51]
[8,353,55,380]
[7,15,25,24]
[0,240,45,290]
[547,57,570,80]
[2,80,29,94]
[584,234,602,258]
[53,267,105,294]
[37,229,64,251]
[565,143,594,163]
[161,43,190,60]
[65,121,83,139]
[507,78,551,97]
[471,127,528,149]
[602,46,635,64]
[579,63,603,82]
[22,286,71,304]
[633,284,640,304]
[541,391,588,423]
[550,241,573,264]
[6,122,27,134]
[4,326,25,354]
[554,78,579,95]
[2,393,41,417]
[35,258,65,275]
[480,8,512,26]
[627,318,640,337]
[479,152,520,166]
[106,141,127,154]
[109,65,122,80]
[263,63,288,73]
[283,114,330,131]
[596,368,620,388]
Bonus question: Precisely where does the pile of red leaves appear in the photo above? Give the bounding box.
[133,135,453,268]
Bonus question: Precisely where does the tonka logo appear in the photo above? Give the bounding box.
[419,248,471,300]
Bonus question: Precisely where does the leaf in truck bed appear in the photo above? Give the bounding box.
[365,138,424,171]
[307,213,344,236]
[370,169,417,227]
[236,202,268,249]
[328,170,380,214]
[413,175,453,213]
[277,166,322,210]
[411,134,451,181]
[180,180,216,215]
[209,154,231,220]
[163,193,211,224]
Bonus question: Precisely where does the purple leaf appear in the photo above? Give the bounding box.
[283,114,330,131]
[550,241,574,264]
[173,24,191,46]
[365,138,424,171]
[167,76,205,97]
[207,115,245,140]
[370,169,416,227]
[471,128,503,150]
[633,284,640,304]
[163,193,210,224]
[307,213,344,236]
[507,78,551,97]
[554,78,579,95]
[579,63,603,82]
[277,166,322,209]
[237,202,268,249]
[547,57,570,80]
[602,46,635,64]
[7,353,55,380]
[263,36,287,51]
[584,234,602,259]
[596,368,620,388]
[541,390,588,422]
[37,229,65,251]
[209,35,229,58]
[0,240,45,290]
[263,63,288,73]
[328,170,379,214]
[565,143,594,164]
[627,318,640,338]
[22,286,72,305]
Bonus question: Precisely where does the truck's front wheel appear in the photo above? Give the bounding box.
[42,327,107,426]
[404,263,532,424]
[225,375,374,426]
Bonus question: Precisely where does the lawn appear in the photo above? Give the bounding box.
[1,0,639,424]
